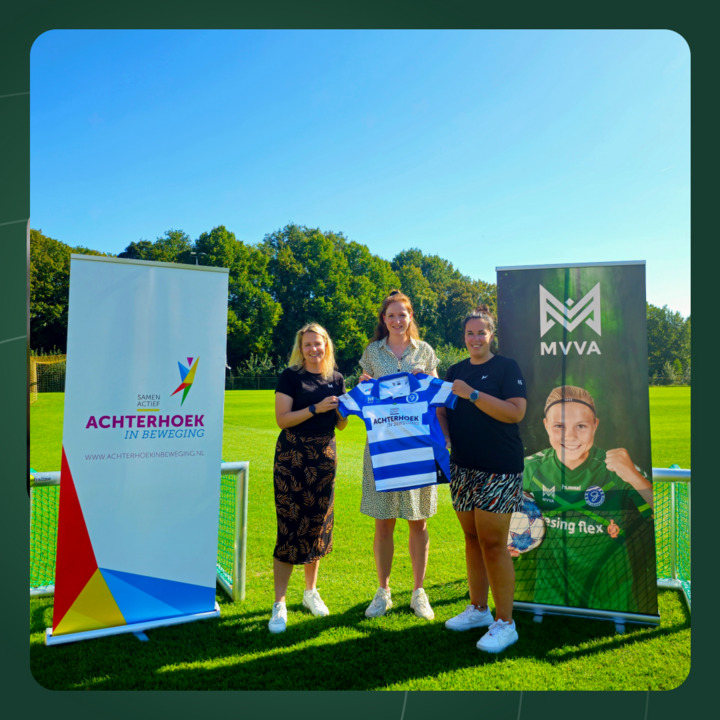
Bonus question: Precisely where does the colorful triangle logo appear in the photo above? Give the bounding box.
[171,356,199,405]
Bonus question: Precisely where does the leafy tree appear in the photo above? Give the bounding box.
[681,316,691,384]
[29,229,104,352]
[672,358,683,378]
[335,237,400,358]
[391,248,497,349]
[260,224,398,372]
[393,262,438,338]
[30,229,71,353]
[117,229,193,263]
[435,277,485,346]
[32,224,688,388]
[194,226,282,368]
[646,303,690,380]
[661,361,677,384]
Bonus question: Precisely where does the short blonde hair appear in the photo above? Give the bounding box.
[288,322,337,380]
[544,385,596,417]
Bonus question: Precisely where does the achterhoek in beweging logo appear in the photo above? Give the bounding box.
[539,284,602,357]
[83,356,206,444]
[172,357,199,405]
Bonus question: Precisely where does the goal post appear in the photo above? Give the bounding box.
[29,354,67,404]
[216,462,250,602]
[30,461,250,602]
[652,467,691,609]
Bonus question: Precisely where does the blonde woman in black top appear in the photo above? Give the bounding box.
[268,323,347,633]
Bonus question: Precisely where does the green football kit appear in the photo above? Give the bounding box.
[514,446,657,615]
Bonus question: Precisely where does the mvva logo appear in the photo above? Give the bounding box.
[540,283,601,336]
[539,283,602,356]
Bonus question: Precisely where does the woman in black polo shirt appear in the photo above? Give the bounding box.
[436,305,527,653]
[267,322,347,634]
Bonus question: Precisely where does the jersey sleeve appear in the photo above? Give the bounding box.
[428,377,458,409]
[337,383,368,419]
[500,357,527,400]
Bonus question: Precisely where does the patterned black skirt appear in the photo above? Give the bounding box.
[272,429,337,565]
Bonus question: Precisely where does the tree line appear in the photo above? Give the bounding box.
[29,225,690,384]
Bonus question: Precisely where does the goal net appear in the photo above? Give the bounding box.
[29,355,67,404]
[30,462,249,602]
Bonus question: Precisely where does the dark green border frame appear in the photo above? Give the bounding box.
[1,3,704,719]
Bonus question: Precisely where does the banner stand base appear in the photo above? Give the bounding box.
[514,601,660,633]
[45,601,221,646]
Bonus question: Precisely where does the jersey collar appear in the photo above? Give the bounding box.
[369,371,424,398]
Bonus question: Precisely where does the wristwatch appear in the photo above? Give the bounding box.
[309,404,317,415]
[468,389,480,403]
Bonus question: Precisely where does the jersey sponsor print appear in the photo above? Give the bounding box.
[338,372,457,492]
[513,446,657,615]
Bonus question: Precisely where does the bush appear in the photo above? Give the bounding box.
[434,342,469,378]
[234,353,283,377]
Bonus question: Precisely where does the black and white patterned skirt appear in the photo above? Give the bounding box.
[272,429,337,564]
[449,461,523,514]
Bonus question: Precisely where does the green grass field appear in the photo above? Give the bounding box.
[29,387,690,691]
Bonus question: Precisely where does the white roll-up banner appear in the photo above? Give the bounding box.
[49,256,229,642]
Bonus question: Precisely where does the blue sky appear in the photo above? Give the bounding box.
[30,29,690,317]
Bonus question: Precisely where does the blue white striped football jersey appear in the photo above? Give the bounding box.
[338,372,457,492]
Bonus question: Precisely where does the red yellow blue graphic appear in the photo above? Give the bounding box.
[171,357,199,405]
[52,447,215,636]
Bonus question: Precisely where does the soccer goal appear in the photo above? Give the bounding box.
[29,355,67,404]
[30,461,250,602]
[653,467,691,609]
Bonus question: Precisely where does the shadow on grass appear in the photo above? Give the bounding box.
[29,586,691,691]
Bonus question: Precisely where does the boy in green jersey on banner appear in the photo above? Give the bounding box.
[512,385,658,615]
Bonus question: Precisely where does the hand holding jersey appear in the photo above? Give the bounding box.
[450,378,475,399]
[311,394,340,413]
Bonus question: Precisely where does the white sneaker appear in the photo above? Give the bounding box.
[476,619,519,653]
[445,604,494,631]
[303,589,330,617]
[268,601,287,633]
[410,588,435,620]
[365,587,393,618]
